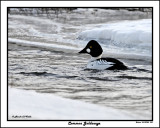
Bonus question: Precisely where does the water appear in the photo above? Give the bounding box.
[8,8,152,119]
[8,43,152,118]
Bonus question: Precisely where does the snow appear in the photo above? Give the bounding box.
[8,16,152,58]
[8,38,79,51]
[78,19,151,44]
[78,19,152,57]
[8,87,145,120]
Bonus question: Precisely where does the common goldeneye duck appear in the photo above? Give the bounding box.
[79,40,127,70]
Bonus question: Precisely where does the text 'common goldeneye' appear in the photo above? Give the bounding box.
[79,40,127,70]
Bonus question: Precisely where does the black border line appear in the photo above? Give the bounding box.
[152,6,153,122]
[6,7,8,123]
[1,0,159,1]
[7,7,153,122]
[0,2,1,128]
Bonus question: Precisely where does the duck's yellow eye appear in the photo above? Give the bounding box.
[90,46,92,48]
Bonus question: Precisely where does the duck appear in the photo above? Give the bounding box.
[79,40,127,70]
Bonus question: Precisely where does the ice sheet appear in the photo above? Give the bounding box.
[8,87,146,120]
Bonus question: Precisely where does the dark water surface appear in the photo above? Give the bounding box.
[8,43,152,119]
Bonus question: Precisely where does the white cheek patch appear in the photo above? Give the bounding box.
[86,48,91,53]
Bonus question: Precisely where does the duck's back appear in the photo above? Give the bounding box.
[87,57,127,70]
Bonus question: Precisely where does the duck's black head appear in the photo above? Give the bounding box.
[79,40,103,57]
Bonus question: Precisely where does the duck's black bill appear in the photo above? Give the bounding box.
[79,48,87,53]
